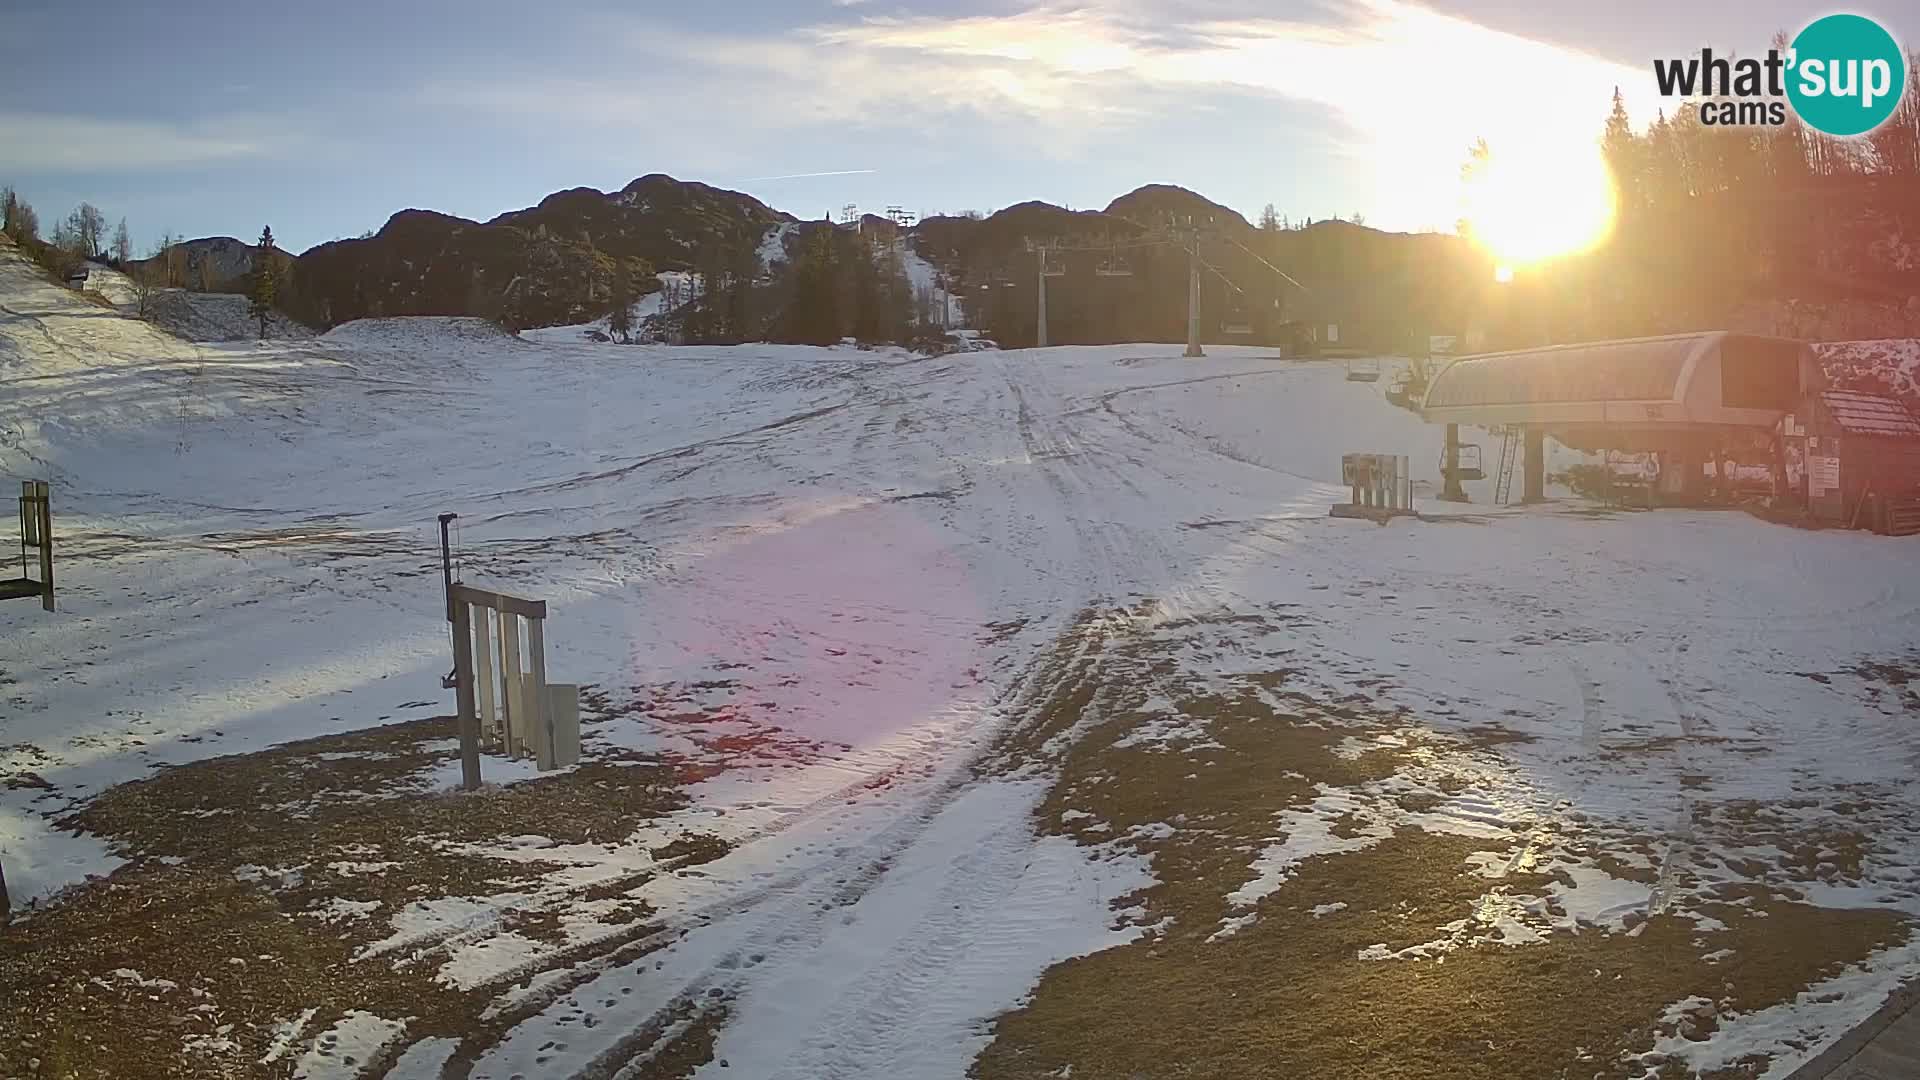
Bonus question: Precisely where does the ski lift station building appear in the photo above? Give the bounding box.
[1418,331,1920,529]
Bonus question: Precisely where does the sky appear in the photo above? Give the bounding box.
[0,0,1887,255]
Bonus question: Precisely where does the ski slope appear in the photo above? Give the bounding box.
[5,237,1920,1079]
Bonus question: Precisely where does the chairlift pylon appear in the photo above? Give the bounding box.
[1441,442,1485,481]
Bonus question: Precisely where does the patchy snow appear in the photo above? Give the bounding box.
[385,1036,461,1079]
[7,231,1920,1076]
[1816,338,1920,406]
[291,1011,408,1080]
[1221,788,1395,923]
[899,241,961,326]
[757,221,797,269]
[357,895,531,962]
[1549,864,1654,931]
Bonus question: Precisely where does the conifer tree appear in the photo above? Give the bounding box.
[607,261,636,343]
[249,226,278,338]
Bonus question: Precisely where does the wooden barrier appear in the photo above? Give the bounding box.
[447,582,578,790]
[3,481,53,611]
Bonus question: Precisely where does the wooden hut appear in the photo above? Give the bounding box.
[1792,390,1920,534]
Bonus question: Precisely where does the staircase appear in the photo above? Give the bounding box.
[1493,428,1520,505]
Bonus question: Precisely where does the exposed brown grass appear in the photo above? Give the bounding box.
[970,609,1911,1080]
[1,714,718,1079]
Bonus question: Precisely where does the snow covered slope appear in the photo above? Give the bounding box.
[6,233,1920,1079]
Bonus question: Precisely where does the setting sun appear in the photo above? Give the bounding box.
[1460,140,1619,269]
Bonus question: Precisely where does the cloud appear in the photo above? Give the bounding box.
[807,0,1651,228]
[421,1,1652,229]
[0,113,276,172]
[742,169,880,182]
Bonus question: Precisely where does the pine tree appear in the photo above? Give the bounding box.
[1259,203,1281,231]
[249,225,278,339]
[112,218,132,265]
[607,261,636,343]
[786,228,839,345]
[1601,87,1642,217]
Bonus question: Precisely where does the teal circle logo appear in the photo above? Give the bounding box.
[1787,14,1907,137]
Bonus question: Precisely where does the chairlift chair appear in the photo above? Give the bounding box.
[1220,297,1253,336]
[1346,356,1381,382]
[1094,255,1133,277]
[1041,252,1068,278]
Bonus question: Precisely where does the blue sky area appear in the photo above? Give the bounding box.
[0,0,1886,253]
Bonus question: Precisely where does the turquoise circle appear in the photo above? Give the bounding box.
[1788,14,1907,137]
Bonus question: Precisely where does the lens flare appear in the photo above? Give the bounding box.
[1461,140,1618,268]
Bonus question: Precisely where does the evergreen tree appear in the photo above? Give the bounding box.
[1600,87,1642,218]
[1258,203,1281,231]
[249,225,278,339]
[1869,50,1920,176]
[725,246,761,341]
[785,228,839,345]
[848,237,882,343]
[112,218,132,265]
[607,261,636,343]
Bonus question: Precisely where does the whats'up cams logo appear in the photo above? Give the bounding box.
[1653,13,1907,136]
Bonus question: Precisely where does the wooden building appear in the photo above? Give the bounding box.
[1788,390,1920,534]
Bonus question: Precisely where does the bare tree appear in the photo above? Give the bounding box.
[131,236,168,317]
[46,219,84,279]
[66,202,106,257]
[112,218,132,264]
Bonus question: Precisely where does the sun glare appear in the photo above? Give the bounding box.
[1460,140,1618,268]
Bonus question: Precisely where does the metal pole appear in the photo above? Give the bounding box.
[438,512,457,688]
[1184,234,1204,358]
[1036,244,1049,348]
[438,513,457,621]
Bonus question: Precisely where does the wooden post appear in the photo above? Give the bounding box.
[451,598,481,791]
[472,605,496,747]
[500,612,523,756]
[38,483,53,612]
[526,615,550,768]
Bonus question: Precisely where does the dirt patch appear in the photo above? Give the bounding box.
[1,714,719,1079]
[970,608,1912,1080]
[976,828,1902,1080]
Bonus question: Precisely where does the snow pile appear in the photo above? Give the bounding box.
[322,316,519,347]
[142,289,316,342]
